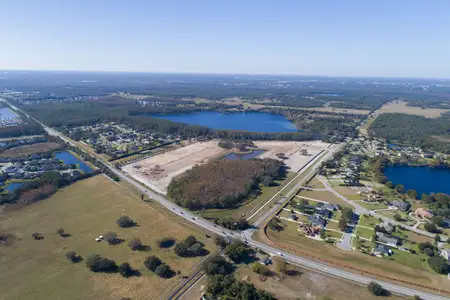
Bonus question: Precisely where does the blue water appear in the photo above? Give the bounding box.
[311,93,343,97]
[222,150,265,160]
[384,165,450,195]
[151,111,297,132]
[55,151,94,173]
[5,182,25,192]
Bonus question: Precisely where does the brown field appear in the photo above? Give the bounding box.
[0,142,64,157]
[378,101,450,118]
[0,175,215,300]
[181,265,407,300]
[298,106,370,115]
[255,221,448,293]
[254,140,329,172]
[122,141,227,194]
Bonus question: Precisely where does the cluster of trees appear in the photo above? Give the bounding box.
[116,216,136,228]
[224,241,253,263]
[174,236,206,257]
[420,193,450,219]
[367,282,390,296]
[337,207,354,232]
[214,218,249,231]
[418,242,449,274]
[206,274,276,300]
[268,218,284,232]
[85,254,118,273]
[369,113,450,153]
[168,159,286,210]
[203,255,234,276]
[0,121,45,138]
[144,256,174,278]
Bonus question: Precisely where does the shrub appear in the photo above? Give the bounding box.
[203,255,233,276]
[268,218,284,232]
[154,263,173,278]
[118,262,134,277]
[424,222,438,233]
[144,256,162,271]
[32,232,44,240]
[424,248,434,257]
[252,263,271,276]
[104,232,120,245]
[213,235,229,249]
[128,237,144,251]
[85,254,117,273]
[428,256,449,274]
[224,241,252,263]
[174,236,206,257]
[367,281,389,296]
[65,251,82,263]
[116,216,136,228]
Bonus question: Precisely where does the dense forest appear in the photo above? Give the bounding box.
[167,158,286,210]
[369,113,450,153]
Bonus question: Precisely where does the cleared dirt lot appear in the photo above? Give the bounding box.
[254,140,329,172]
[122,141,227,194]
[378,101,450,118]
[0,142,64,157]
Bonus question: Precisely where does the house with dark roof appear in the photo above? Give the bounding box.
[373,244,392,257]
[315,207,331,219]
[390,201,410,211]
[323,203,339,211]
[376,232,400,247]
[308,214,327,227]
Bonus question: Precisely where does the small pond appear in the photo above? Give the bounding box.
[5,182,25,192]
[222,150,265,160]
[55,151,94,173]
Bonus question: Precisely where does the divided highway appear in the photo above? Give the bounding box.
[3,98,449,300]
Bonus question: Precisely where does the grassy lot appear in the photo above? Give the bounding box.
[278,210,309,223]
[333,186,364,201]
[358,201,389,210]
[258,220,449,291]
[306,176,325,189]
[200,172,296,220]
[378,210,416,226]
[0,142,64,157]
[296,190,352,208]
[355,226,374,240]
[378,101,450,118]
[386,249,430,271]
[358,214,380,227]
[325,229,344,239]
[0,175,215,300]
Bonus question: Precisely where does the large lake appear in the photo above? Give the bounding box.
[55,151,94,173]
[151,111,297,132]
[384,165,450,195]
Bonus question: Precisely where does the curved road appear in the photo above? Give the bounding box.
[3,98,449,300]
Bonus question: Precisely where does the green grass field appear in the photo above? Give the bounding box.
[296,190,353,209]
[0,175,215,300]
[355,226,374,240]
[358,201,389,210]
[358,214,380,228]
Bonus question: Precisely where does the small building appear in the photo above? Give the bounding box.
[308,214,327,227]
[262,257,272,265]
[390,201,410,211]
[373,244,392,257]
[376,232,400,247]
[323,203,339,211]
[315,207,331,219]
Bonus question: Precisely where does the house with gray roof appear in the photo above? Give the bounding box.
[376,232,400,247]
[308,214,327,227]
[373,244,392,257]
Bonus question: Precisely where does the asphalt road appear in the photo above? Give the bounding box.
[3,98,449,300]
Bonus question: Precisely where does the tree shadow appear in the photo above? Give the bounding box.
[109,238,125,245]
[137,245,151,252]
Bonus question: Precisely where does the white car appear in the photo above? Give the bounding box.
[277,252,283,256]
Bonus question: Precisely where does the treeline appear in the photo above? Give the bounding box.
[369,113,450,154]
[168,159,286,210]
[0,122,45,138]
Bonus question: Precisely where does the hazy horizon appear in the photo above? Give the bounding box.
[2,0,450,78]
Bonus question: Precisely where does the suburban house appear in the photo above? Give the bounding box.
[308,214,327,227]
[315,207,332,219]
[323,203,339,211]
[376,232,400,247]
[373,244,392,257]
[390,201,411,211]
[414,208,434,220]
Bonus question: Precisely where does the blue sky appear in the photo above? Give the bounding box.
[1,0,450,78]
